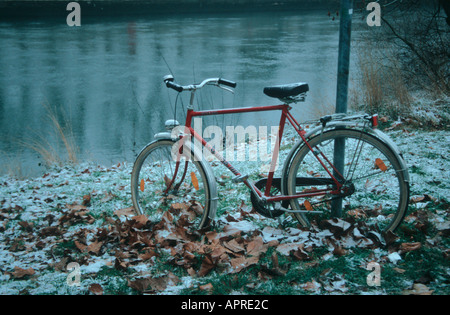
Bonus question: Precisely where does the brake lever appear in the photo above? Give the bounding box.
[215,84,235,94]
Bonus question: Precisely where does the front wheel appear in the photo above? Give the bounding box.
[131,139,213,229]
[285,129,409,233]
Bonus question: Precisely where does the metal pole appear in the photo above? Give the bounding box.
[332,0,353,217]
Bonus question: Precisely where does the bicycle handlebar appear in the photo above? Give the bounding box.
[165,80,184,92]
[218,78,237,88]
[163,75,236,92]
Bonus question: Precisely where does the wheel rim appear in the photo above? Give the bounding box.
[131,141,210,229]
[287,130,408,232]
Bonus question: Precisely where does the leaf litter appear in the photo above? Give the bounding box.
[0,128,449,295]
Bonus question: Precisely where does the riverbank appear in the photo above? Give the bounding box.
[0,125,449,295]
[0,0,339,19]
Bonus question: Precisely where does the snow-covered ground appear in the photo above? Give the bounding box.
[0,126,448,295]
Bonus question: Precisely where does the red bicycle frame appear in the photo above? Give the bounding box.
[175,103,345,204]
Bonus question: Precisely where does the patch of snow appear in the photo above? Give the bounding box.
[261,226,285,242]
[388,252,402,264]
[81,259,108,274]
[226,220,259,234]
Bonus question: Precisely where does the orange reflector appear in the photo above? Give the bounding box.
[375,158,388,172]
[140,179,145,192]
[191,172,199,190]
[304,200,313,211]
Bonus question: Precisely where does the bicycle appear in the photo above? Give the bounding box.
[131,75,410,233]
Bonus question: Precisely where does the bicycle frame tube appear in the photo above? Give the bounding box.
[264,106,287,196]
[183,104,342,201]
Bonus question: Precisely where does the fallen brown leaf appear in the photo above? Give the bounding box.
[224,239,245,254]
[332,245,347,257]
[114,257,129,271]
[89,283,104,295]
[171,203,189,211]
[187,267,196,276]
[199,283,213,292]
[82,194,91,207]
[198,255,215,277]
[39,226,62,237]
[52,257,69,272]
[12,267,35,279]
[143,277,169,293]
[393,267,406,274]
[246,236,268,257]
[292,246,310,261]
[128,277,151,292]
[132,214,149,229]
[222,224,243,238]
[161,210,174,224]
[205,231,218,242]
[100,191,116,203]
[301,280,321,292]
[65,203,88,211]
[230,256,259,273]
[399,242,421,253]
[129,270,179,295]
[139,249,157,261]
[18,221,33,232]
[259,252,287,277]
[114,207,135,217]
[402,283,434,295]
[74,240,87,252]
[211,245,227,261]
[87,241,103,255]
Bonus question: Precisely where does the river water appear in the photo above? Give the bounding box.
[0,10,364,176]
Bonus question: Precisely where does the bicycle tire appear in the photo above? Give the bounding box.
[284,128,409,233]
[131,139,213,229]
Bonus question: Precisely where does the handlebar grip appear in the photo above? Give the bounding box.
[165,80,184,92]
[218,78,237,88]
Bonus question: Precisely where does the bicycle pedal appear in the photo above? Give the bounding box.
[232,174,248,183]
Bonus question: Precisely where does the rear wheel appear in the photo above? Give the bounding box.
[285,129,409,233]
[131,139,212,229]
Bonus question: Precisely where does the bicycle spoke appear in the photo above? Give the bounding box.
[345,133,365,182]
